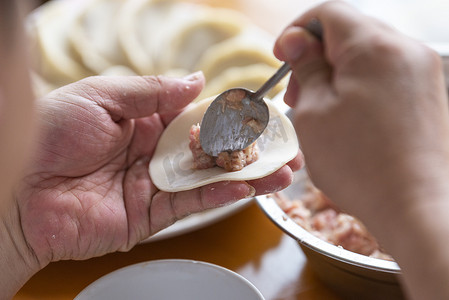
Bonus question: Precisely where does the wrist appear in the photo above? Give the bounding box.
[0,200,41,300]
[385,190,449,300]
[362,166,449,300]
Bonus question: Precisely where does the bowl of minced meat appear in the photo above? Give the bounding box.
[256,168,405,300]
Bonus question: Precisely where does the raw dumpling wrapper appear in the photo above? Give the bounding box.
[149,96,298,192]
[28,0,286,98]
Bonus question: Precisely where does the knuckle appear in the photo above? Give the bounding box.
[418,44,443,71]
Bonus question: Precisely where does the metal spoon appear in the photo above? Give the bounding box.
[199,19,323,157]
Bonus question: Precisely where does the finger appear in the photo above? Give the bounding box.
[75,72,205,121]
[273,1,370,91]
[287,151,305,172]
[284,74,300,107]
[247,165,295,196]
[122,156,153,247]
[275,1,358,57]
[278,1,395,64]
[275,23,334,114]
[149,181,254,234]
[126,114,164,166]
[158,102,197,126]
[276,25,329,85]
[148,159,298,235]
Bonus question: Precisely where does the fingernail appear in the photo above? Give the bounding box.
[279,26,306,61]
[183,71,203,82]
[245,183,256,198]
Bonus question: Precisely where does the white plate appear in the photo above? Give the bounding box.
[144,198,253,242]
[75,259,265,300]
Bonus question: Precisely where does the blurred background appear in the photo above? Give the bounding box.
[28,0,449,93]
[31,0,449,43]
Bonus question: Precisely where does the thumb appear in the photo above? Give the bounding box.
[73,72,205,121]
[274,25,332,107]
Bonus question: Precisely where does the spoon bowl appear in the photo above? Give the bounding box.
[199,63,290,156]
[199,87,269,157]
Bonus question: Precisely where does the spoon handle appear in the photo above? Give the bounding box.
[252,19,323,102]
[252,62,291,101]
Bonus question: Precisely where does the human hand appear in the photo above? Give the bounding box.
[13,74,301,271]
[274,1,449,222]
[274,3,449,299]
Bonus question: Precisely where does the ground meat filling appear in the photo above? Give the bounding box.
[189,124,259,171]
[189,124,216,169]
[275,184,393,261]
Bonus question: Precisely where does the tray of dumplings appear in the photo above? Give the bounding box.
[27,0,287,99]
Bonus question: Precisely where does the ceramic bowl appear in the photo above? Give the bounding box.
[75,259,265,300]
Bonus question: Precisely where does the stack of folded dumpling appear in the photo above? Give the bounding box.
[27,0,286,99]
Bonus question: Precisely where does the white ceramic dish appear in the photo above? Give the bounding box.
[75,259,265,300]
[145,198,252,242]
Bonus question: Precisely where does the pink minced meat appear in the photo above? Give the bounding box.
[275,184,393,261]
[189,124,216,169]
[189,124,259,172]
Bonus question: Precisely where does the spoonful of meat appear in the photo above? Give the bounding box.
[199,19,323,157]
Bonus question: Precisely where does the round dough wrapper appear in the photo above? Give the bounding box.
[29,0,94,86]
[198,64,287,100]
[100,65,137,76]
[117,0,158,75]
[160,9,245,72]
[30,71,56,98]
[118,0,201,75]
[27,0,287,96]
[195,27,279,80]
[196,42,281,80]
[69,0,130,73]
[149,96,299,192]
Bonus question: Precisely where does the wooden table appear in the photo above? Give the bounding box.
[14,201,342,300]
[15,1,344,299]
